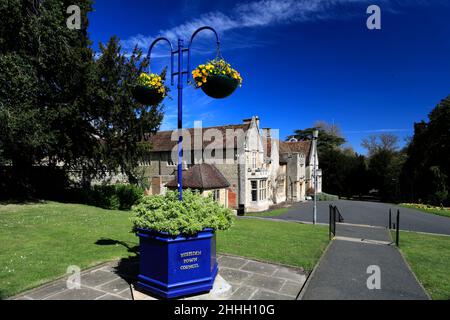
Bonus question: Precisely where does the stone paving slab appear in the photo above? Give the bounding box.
[11,255,306,301]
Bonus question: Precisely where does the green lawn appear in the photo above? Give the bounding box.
[218,218,329,271]
[394,231,450,300]
[399,204,450,219]
[0,202,137,299]
[0,202,329,299]
[245,207,289,218]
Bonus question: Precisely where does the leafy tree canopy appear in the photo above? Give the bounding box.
[0,0,164,197]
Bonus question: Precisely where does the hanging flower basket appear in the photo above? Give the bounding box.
[192,59,242,99]
[132,72,168,106]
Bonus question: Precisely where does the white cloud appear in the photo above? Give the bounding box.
[121,0,379,52]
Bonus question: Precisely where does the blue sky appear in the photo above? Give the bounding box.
[88,0,450,154]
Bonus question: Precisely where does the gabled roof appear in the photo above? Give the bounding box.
[146,124,250,152]
[279,140,311,155]
[166,164,230,190]
[279,140,312,164]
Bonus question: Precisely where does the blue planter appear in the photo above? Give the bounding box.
[136,228,218,299]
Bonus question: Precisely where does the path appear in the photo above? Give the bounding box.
[300,224,429,300]
[273,200,450,236]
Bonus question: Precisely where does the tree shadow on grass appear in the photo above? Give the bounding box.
[95,238,139,255]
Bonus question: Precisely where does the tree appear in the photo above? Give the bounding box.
[84,37,164,185]
[0,0,164,198]
[362,134,399,157]
[361,133,404,202]
[0,0,94,195]
[288,125,345,153]
[288,122,369,197]
[401,95,450,205]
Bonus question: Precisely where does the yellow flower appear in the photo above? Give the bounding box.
[197,82,203,86]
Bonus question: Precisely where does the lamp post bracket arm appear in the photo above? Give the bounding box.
[186,26,221,84]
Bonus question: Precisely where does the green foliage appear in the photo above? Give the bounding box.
[401,95,450,206]
[367,149,405,202]
[131,190,234,236]
[289,127,345,153]
[289,125,369,198]
[0,1,164,198]
[84,184,144,210]
[114,184,145,210]
[86,37,164,185]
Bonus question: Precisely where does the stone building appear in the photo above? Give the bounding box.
[140,116,322,213]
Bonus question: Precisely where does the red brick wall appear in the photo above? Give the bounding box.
[228,189,237,209]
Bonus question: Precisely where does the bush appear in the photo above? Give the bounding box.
[131,190,234,236]
[79,184,144,210]
[115,184,145,210]
[314,192,339,201]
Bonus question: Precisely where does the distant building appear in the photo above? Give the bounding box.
[140,116,322,213]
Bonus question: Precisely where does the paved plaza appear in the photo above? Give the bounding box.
[11,255,307,300]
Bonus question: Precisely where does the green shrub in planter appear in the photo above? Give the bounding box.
[131,190,234,236]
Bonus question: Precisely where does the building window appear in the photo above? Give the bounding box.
[213,190,220,201]
[250,179,267,201]
[251,180,258,201]
[259,180,267,200]
[164,152,175,166]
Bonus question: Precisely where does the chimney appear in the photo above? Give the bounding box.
[262,128,271,138]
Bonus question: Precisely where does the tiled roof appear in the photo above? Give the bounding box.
[279,140,311,155]
[279,140,312,164]
[146,124,250,152]
[166,164,230,190]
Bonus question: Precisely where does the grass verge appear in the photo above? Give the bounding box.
[394,230,450,300]
[0,201,136,299]
[246,208,289,218]
[218,218,329,271]
[399,204,450,219]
